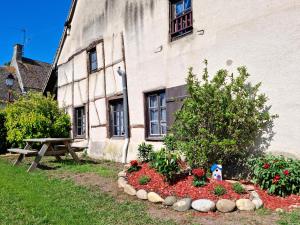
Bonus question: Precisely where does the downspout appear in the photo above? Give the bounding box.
[117,67,130,164]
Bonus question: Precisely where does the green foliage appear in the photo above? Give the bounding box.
[4,92,71,147]
[138,142,154,162]
[192,177,207,187]
[170,60,277,169]
[150,148,180,182]
[213,185,227,196]
[139,175,151,185]
[232,182,245,194]
[247,155,300,197]
[0,110,8,154]
[163,134,177,151]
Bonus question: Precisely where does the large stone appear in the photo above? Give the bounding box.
[118,177,128,188]
[118,170,127,178]
[136,189,148,200]
[236,199,256,211]
[192,199,216,212]
[147,192,164,203]
[252,198,263,209]
[124,184,136,196]
[216,199,236,213]
[244,185,255,191]
[249,191,260,200]
[173,198,192,212]
[164,196,177,206]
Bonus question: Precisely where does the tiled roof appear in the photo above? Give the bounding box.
[17,57,51,91]
[0,67,21,103]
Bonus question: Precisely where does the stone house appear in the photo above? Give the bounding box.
[0,44,51,108]
[44,0,300,161]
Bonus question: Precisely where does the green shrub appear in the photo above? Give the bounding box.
[170,60,277,169]
[137,142,154,162]
[139,175,151,185]
[150,148,180,182]
[0,110,8,154]
[232,182,245,194]
[5,92,70,147]
[247,155,300,197]
[213,185,227,196]
[163,134,177,151]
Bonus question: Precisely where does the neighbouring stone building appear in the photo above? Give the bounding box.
[44,0,300,161]
[0,44,51,108]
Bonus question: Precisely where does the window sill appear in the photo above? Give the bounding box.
[110,136,125,140]
[170,29,193,42]
[145,136,164,142]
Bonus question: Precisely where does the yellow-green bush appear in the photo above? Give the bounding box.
[5,92,70,147]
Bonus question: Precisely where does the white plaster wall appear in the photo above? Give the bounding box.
[56,0,300,161]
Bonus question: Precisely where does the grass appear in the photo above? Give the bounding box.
[0,159,176,225]
[277,209,300,225]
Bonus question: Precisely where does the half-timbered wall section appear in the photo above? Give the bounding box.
[53,0,300,161]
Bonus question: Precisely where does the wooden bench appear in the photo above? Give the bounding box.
[8,148,38,155]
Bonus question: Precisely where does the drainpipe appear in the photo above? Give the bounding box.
[117,67,130,164]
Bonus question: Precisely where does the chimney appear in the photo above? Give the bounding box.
[13,44,23,61]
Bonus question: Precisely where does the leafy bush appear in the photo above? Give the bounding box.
[150,148,180,182]
[137,142,154,162]
[232,182,245,194]
[213,185,227,196]
[192,168,207,187]
[4,92,70,147]
[163,134,177,151]
[139,175,151,185]
[169,60,277,169]
[247,155,300,197]
[127,160,141,173]
[0,110,8,154]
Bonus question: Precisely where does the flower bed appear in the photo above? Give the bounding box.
[126,163,300,211]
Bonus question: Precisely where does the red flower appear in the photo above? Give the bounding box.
[273,175,281,183]
[192,168,206,178]
[263,163,270,169]
[283,170,289,176]
[130,160,138,167]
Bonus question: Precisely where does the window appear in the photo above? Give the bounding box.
[74,106,86,138]
[170,0,193,40]
[88,48,98,73]
[109,99,124,137]
[146,91,167,138]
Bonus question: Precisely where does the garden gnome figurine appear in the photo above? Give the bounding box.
[210,164,222,181]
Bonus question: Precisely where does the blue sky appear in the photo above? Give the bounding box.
[0,0,71,65]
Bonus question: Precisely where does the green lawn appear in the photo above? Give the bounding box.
[0,159,175,225]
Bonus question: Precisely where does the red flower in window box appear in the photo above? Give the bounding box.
[263,163,270,169]
[192,168,206,178]
[130,160,138,167]
[283,170,289,176]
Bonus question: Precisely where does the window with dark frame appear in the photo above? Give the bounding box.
[74,106,86,138]
[170,0,193,40]
[146,91,167,138]
[109,99,125,137]
[88,48,98,73]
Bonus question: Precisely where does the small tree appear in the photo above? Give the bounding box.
[5,92,70,147]
[169,60,277,170]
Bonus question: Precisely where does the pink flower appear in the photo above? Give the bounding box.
[130,160,138,167]
[192,168,206,178]
[283,170,289,176]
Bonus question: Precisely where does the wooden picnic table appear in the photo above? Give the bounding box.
[9,138,80,172]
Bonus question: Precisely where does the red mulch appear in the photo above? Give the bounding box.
[127,163,300,211]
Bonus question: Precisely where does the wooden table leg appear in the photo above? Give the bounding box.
[27,143,50,172]
[49,145,63,161]
[64,141,80,163]
[13,143,31,166]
